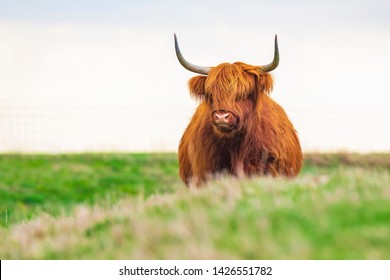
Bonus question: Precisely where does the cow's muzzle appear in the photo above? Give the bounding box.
[212,110,238,132]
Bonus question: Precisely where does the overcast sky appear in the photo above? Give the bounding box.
[0,0,389,152]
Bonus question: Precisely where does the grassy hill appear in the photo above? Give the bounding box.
[0,153,389,259]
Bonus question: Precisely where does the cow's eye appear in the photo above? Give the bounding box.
[205,94,213,104]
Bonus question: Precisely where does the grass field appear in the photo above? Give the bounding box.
[0,153,389,259]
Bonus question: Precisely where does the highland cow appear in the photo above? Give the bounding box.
[175,34,302,187]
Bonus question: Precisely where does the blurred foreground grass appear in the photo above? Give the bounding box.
[0,153,389,259]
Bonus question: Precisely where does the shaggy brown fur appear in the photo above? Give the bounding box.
[179,62,302,187]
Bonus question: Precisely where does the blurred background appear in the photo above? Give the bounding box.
[0,0,389,153]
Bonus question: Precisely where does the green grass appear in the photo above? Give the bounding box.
[0,153,389,259]
[0,153,180,227]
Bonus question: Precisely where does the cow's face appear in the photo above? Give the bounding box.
[189,62,273,137]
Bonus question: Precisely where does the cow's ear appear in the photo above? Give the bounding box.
[188,76,207,100]
[256,73,274,96]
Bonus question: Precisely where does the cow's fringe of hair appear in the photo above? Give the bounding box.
[188,62,274,105]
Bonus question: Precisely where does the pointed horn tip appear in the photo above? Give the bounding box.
[174,34,179,52]
[173,33,211,75]
[274,34,279,52]
[257,34,279,73]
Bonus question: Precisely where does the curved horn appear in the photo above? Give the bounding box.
[258,35,279,73]
[174,34,210,75]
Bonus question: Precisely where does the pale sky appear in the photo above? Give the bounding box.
[0,0,389,152]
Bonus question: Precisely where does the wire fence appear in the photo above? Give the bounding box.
[0,103,191,153]
[0,103,389,153]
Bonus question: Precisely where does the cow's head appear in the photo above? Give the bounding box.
[175,34,279,137]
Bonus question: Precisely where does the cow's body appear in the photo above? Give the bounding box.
[175,36,302,187]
